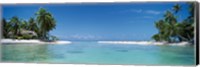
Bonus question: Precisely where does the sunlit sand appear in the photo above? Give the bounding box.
[1,39,72,44]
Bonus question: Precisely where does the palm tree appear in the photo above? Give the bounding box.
[2,18,7,38]
[185,2,194,43]
[163,11,179,42]
[2,18,12,38]
[154,11,183,42]
[21,20,29,30]
[27,17,39,38]
[177,20,194,41]
[153,3,195,43]
[187,2,194,18]
[10,16,21,37]
[28,17,39,32]
[153,19,172,42]
[173,4,181,13]
[164,11,177,25]
[36,8,56,40]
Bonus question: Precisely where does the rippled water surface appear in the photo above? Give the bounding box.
[1,41,195,65]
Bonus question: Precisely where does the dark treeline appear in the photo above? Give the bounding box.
[2,8,58,41]
[152,2,195,44]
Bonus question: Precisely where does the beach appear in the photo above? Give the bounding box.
[1,39,191,46]
[98,41,191,46]
[1,39,72,44]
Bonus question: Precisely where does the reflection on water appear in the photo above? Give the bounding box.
[1,42,195,65]
[116,49,129,52]
[66,51,84,53]
[2,44,50,62]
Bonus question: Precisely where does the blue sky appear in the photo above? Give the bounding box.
[2,2,190,41]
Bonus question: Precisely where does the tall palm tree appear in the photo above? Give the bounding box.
[36,8,56,40]
[10,16,21,36]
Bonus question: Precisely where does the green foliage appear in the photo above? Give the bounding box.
[2,8,57,41]
[22,34,33,39]
[152,3,195,43]
[10,16,21,36]
[36,8,56,40]
[173,4,181,13]
[2,18,12,38]
[49,35,59,41]
[21,20,29,30]
[27,17,39,38]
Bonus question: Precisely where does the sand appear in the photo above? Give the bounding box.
[98,41,191,46]
[1,39,71,45]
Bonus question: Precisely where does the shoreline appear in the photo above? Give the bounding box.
[1,39,192,46]
[1,39,72,44]
[98,41,191,46]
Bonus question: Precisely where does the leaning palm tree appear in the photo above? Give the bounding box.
[36,8,56,40]
[176,21,192,41]
[153,3,195,43]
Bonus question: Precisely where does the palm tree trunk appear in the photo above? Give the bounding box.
[177,34,189,41]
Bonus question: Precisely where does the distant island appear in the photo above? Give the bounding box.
[2,8,58,41]
[2,8,71,44]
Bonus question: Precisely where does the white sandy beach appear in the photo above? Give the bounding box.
[1,39,191,46]
[1,39,72,44]
[98,41,191,46]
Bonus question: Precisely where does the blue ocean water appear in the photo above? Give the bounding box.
[1,41,195,65]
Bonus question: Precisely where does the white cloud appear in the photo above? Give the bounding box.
[145,10,161,15]
[70,34,98,40]
[128,9,162,15]
[130,9,142,13]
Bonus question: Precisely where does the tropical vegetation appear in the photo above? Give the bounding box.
[2,8,58,41]
[152,2,195,44]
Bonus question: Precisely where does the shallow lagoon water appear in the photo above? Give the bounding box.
[1,41,195,65]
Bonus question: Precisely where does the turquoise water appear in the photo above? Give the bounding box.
[1,41,195,65]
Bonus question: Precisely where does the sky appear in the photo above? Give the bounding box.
[2,2,190,41]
